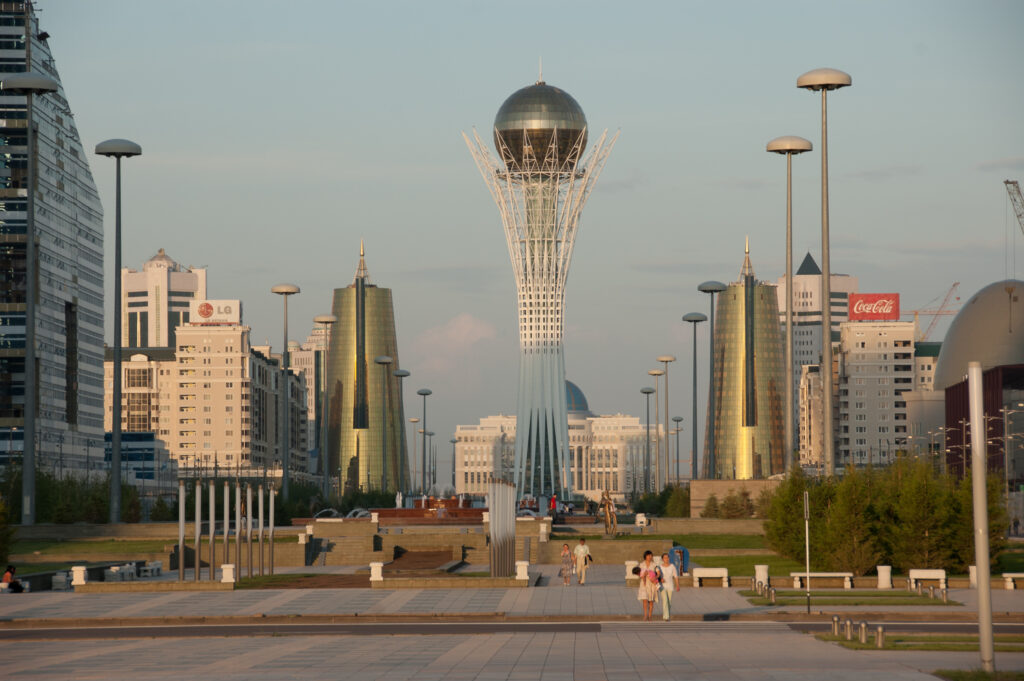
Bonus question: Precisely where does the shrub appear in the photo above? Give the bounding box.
[663,486,690,517]
[700,494,720,518]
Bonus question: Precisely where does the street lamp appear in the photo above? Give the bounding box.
[648,368,664,489]
[682,312,707,479]
[374,355,393,492]
[95,137,142,524]
[697,281,726,477]
[393,369,410,492]
[425,431,435,493]
[766,135,812,472]
[417,389,432,493]
[797,67,851,477]
[672,415,683,484]
[409,417,420,492]
[657,355,676,487]
[314,313,337,497]
[641,387,655,493]
[271,283,300,500]
[450,438,457,491]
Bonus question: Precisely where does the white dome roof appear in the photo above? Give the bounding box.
[933,279,1024,389]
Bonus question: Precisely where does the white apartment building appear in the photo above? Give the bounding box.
[105,300,307,477]
[121,249,207,348]
[835,320,937,467]
[281,325,332,473]
[798,364,824,468]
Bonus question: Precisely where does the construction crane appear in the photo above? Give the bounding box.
[1006,180,1024,237]
[902,282,960,341]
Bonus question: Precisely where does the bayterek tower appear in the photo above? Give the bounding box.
[464,75,616,500]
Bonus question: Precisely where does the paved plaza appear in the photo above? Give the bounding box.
[2,565,1023,680]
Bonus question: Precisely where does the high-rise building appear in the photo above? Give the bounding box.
[289,325,331,474]
[121,249,207,348]
[325,245,407,493]
[0,2,105,472]
[465,77,616,499]
[704,242,786,479]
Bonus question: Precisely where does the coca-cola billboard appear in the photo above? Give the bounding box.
[848,293,900,321]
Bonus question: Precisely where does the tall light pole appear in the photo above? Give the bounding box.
[95,137,142,524]
[409,417,420,492]
[271,283,299,500]
[374,355,393,492]
[314,314,337,497]
[797,67,851,477]
[4,72,57,526]
[697,282,726,478]
[450,438,457,491]
[426,431,435,493]
[417,388,431,493]
[672,415,683,485]
[657,356,676,486]
[766,135,813,472]
[648,368,664,489]
[393,369,410,492]
[641,387,655,493]
[683,313,707,479]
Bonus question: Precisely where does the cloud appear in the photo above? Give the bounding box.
[410,313,498,374]
[975,157,1024,172]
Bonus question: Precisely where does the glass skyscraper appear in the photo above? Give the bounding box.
[0,2,105,469]
[325,245,407,493]
[703,243,785,479]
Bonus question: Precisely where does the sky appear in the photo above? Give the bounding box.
[38,0,1024,479]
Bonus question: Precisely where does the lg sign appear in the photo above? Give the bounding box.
[189,299,241,325]
[848,293,900,321]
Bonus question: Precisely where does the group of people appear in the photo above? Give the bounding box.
[558,538,592,586]
[634,550,679,621]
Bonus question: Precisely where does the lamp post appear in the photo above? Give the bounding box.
[417,388,432,493]
[374,355,393,492]
[271,284,299,500]
[94,137,142,524]
[393,369,410,492]
[766,135,812,472]
[409,417,420,492]
[450,438,457,491]
[672,415,683,485]
[425,431,435,493]
[313,313,337,497]
[641,387,655,493]
[682,312,707,479]
[797,67,851,477]
[697,281,726,478]
[648,368,664,489]
[657,356,676,487]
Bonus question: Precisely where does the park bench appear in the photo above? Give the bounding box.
[908,569,946,590]
[692,567,729,587]
[790,572,854,589]
[1003,573,1024,590]
[138,561,163,578]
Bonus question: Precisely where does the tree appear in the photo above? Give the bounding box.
[0,495,13,565]
[720,489,755,519]
[888,459,954,571]
[700,494,720,518]
[663,486,690,517]
[823,467,881,575]
[947,472,1008,572]
[764,469,808,561]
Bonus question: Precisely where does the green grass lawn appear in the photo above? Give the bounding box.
[996,551,1024,573]
[549,533,766,549]
[818,633,1024,653]
[691,554,803,575]
[745,589,957,606]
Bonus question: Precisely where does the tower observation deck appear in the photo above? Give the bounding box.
[464,77,617,499]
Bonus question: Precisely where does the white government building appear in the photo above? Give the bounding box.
[454,382,664,502]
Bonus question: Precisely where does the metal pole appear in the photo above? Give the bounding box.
[246,483,253,579]
[380,363,388,491]
[644,391,651,492]
[820,88,835,477]
[804,490,811,614]
[223,481,229,577]
[707,292,716,476]
[177,479,184,581]
[653,375,660,489]
[234,481,241,576]
[692,322,699,480]
[110,154,124,522]
[21,92,37,525]
[258,483,264,576]
[968,362,995,672]
[785,152,795,471]
[194,478,201,582]
[422,393,428,493]
[269,485,275,575]
[281,299,290,501]
[208,479,214,581]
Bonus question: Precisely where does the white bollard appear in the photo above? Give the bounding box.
[877,565,892,590]
[298,533,308,545]
[539,520,549,543]
[221,563,236,584]
[515,560,530,581]
[369,561,384,582]
[370,512,379,524]
[71,565,88,586]
[635,513,647,528]
[482,511,490,524]
[625,560,639,580]
[970,565,977,589]
[305,524,314,536]
[754,564,769,588]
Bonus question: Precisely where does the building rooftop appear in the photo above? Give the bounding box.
[796,252,821,276]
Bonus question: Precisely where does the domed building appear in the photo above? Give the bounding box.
[121,248,207,348]
[934,279,1024,483]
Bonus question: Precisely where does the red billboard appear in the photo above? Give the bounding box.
[848,293,900,321]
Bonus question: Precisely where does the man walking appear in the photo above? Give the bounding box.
[573,538,591,585]
[658,552,679,621]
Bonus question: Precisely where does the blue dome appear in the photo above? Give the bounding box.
[566,380,592,416]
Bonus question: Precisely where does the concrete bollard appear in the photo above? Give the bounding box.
[539,520,549,543]
[305,524,314,536]
[844,619,853,641]
[298,533,308,545]
[515,560,530,581]
[942,589,948,603]
[370,512,379,524]
[71,565,88,586]
[754,564,769,591]
[858,621,868,644]
[221,563,236,584]
[832,615,840,636]
[916,581,923,596]
[969,565,977,589]
[929,585,935,599]
[369,562,384,582]
[876,625,885,648]
[625,560,639,581]
[876,565,892,590]
[769,587,776,605]
[482,511,490,524]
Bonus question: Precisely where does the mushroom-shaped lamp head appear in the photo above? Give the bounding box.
[271,283,300,296]
[683,312,708,324]
[796,68,852,92]
[698,281,727,294]
[314,314,338,326]
[656,355,676,363]
[393,369,410,378]
[640,387,655,395]
[417,388,432,397]
[648,369,665,377]
[374,355,393,366]
[96,138,142,158]
[766,136,813,155]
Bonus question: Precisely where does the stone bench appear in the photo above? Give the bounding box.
[791,572,853,589]
[908,569,946,590]
[692,567,729,588]
[138,561,163,578]
[1003,573,1024,590]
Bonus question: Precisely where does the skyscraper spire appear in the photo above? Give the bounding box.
[740,236,756,279]
[352,239,371,284]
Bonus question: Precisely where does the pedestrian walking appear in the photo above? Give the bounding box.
[573,537,591,585]
[559,544,573,586]
[636,550,659,621]
[658,552,679,621]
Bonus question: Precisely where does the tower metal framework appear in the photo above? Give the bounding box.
[464,80,616,499]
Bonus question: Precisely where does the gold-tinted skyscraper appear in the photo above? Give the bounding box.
[325,244,407,493]
[703,241,785,479]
